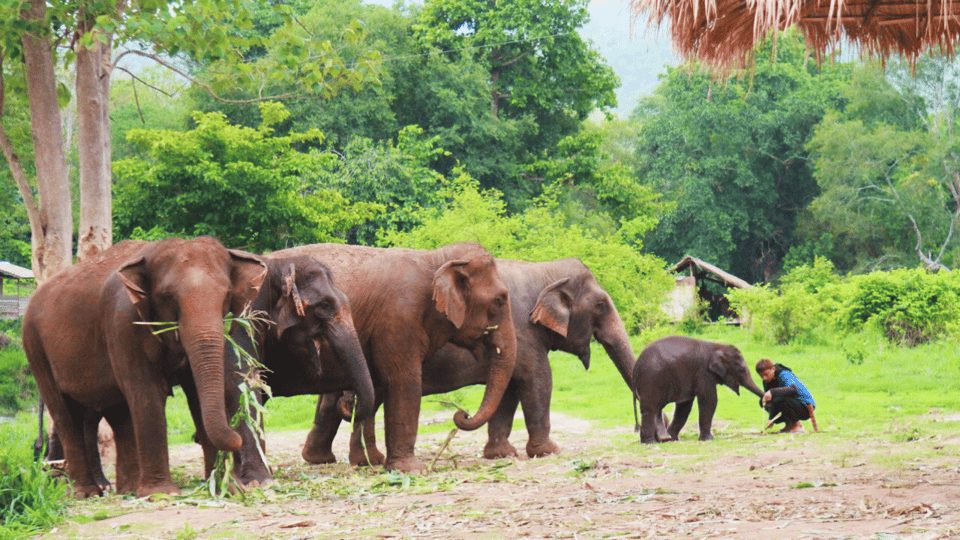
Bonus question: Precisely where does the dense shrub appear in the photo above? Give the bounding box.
[732,259,960,347]
[730,258,841,345]
[838,268,960,346]
[0,347,35,416]
[0,422,68,538]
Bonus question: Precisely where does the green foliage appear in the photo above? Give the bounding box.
[319,126,446,245]
[731,257,840,345]
[837,268,960,346]
[0,346,35,416]
[0,421,69,537]
[380,175,673,332]
[633,29,848,282]
[803,58,960,273]
[413,0,619,203]
[113,103,380,251]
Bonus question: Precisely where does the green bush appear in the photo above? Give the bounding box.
[380,174,674,332]
[730,257,840,345]
[0,419,69,538]
[0,347,35,416]
[838,268,960,346]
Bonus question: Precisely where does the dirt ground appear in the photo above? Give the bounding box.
[36,412,960,540]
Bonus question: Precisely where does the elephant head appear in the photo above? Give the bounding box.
[530,261,636,387]
[117,237,266,453]
[433,250,517,431]
[707,344,765,398]
[265,256,374,421]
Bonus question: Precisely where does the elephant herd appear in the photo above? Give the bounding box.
[23,235,764,499]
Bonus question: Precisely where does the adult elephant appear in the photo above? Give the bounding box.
[22,237,267,498]
[236,242,517,474]
[631,335,765,444]
[309,258,636,465]
[186,254,375,486]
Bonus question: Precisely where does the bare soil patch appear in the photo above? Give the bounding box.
[38,413,960,539]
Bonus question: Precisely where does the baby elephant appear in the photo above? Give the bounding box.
[632,335,764,443]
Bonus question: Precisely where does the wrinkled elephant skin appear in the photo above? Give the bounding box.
[22,237,266,498]
[631,335,765,444]
[235,243,517,474]
[311,258,637,464]
[184,254,374,486]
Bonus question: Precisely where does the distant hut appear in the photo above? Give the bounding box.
[0,261,34,319]
[664,256,752,323]
[631,0,960,69]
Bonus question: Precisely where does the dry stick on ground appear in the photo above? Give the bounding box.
[430,428,460,472]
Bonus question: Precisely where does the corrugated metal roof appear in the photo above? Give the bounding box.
[0,261,34,280]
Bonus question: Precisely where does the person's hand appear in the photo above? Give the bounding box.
[762,391,772,404]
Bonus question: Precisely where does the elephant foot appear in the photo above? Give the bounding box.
[698,432,715,441]
[71,483,104,499]
[483,439,519,459]
[384,456,425,475]
[526,439,560,458]
[136,481,180,498]
[302,445,337,465]
[349,445,385,467]
[238,467,274,488]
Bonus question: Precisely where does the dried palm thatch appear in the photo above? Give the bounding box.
[630,0,960,69]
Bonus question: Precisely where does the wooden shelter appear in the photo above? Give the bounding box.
[0,261,34,319]
[664,256,753,322]
[631,0,960,68]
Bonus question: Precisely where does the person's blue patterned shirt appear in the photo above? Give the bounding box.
[777,369,815,408]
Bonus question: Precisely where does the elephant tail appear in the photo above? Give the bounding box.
[632,366,641,433]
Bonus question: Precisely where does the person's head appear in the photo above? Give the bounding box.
[756,358,776,382]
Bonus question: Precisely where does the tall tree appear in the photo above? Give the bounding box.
[413,0,619,202]
[632,30,848,283]
[806,56,960,272]
[0,0,380,281]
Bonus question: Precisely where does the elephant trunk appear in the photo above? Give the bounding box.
[596,308,636,388]
[453,308,518,431]
[743,373,765,398]
[182,315,242,453]
[325,311,375,422]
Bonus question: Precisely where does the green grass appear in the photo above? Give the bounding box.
[6,324,960,537]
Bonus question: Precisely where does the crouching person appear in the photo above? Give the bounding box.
[756,358,817,433]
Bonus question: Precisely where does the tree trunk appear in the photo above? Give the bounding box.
[20,0,73,283]
[75,20,114,263]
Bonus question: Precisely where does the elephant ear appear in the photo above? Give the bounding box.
[228,249,268,316]
[531,278,572,338]
[433,259,470,329]
[707,348,727,379]
[118,256,151,322]
[275,263,306,338]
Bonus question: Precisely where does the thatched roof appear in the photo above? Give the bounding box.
[630,0,960,68]
[670,255,753,289]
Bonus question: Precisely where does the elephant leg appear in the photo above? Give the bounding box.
[52,396,102,497]
[485,382,521,459]
[302,393,344,465]
[179,376,218,481]
[83,411,111,492]
[381,371,425,474]
[655,409,671,442]
[124,385,178,497]
[639,406,662,444]
[668,400,694,440]
[517,376,559,458]
[104,406,138,495]
[696,388,718,441]
[349,416,385,466]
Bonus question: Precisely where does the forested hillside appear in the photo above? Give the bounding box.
[2,0,958,294]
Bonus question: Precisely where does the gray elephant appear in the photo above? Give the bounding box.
[182,253,375,487]
[23,237,266,497]
[224,242,518,474]
[632,335,764,444]
[308,257,637,465]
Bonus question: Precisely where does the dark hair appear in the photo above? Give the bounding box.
[755,358,774,375]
